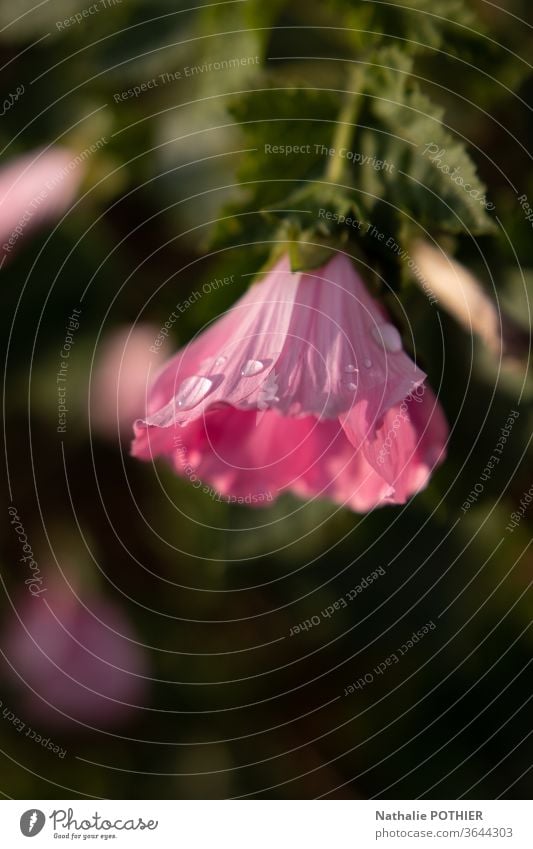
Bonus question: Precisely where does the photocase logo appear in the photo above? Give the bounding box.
[20,809,46,837]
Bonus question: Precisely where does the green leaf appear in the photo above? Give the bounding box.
[329,0,481,55]
[212,38,496,275]
[211,82,343,253]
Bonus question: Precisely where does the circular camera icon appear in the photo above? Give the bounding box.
[20,810,46,837]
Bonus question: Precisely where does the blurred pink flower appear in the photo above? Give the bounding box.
[132,254,448,511]
[91,324,161,439]
[4,585,148,729]
[0,147,85,261]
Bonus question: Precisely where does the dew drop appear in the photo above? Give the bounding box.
[372,323,403,353]
[346,382,357,391]
[363,358,372,368]
[176,375,213,410]
[257,371,279,411]
[214,356,227,367]
[344,363,358,373]
[241,358,266,377]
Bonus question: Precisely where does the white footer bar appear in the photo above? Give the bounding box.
[1,800,530,848]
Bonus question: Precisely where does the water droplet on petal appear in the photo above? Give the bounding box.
[344,363,358,373]
[176,376,213,410]
[241,358,266,377]
[214,356,227,367]
[347,382,357,391]
[364,358,372,368]
[372,323,403,353]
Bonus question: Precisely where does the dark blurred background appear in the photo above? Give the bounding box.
[0,0,532,799]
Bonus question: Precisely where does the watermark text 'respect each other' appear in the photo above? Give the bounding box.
[2,138,107,255]
[1,698,66,759]
[289,566,386,637]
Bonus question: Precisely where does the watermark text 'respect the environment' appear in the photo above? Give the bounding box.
[2,137,107,256]
[114,56,260,102]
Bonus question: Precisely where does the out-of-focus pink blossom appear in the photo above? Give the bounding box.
[0,147,85,261]
[132,254,448,511]
[3,585,148,729]
[91,324,161,438]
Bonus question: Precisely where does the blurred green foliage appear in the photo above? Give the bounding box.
[0,0,532,800]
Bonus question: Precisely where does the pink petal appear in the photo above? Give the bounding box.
[136,405,403,509]
[4,589,147,729]
[132,252,448,512]
[136,253,425,438]
[91,323,161,438]
[342,380,448,500]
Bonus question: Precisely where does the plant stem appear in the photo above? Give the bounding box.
[325,64,365,184]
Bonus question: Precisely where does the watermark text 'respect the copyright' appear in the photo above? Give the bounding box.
[462,409,519,514]
[57,308,82,434]
[265,143,394,172]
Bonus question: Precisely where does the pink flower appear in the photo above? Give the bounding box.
[0,147,85,262]
[132,253,448,511]
[90,323,161,439]
[3,585,148,730]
